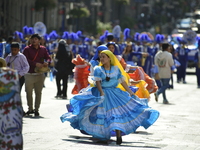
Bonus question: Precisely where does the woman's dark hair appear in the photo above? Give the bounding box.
[162,43,170,51]
[55,42,74,74]
[106,42,119,55]
[56,43,68,60]
[170,44,175,54]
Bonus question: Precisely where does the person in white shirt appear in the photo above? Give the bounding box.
[154,43,174,104]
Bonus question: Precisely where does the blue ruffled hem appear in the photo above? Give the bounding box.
[60,91,159,140]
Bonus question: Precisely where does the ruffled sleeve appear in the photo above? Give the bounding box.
[93,66,102,81]
[116,67,125,83]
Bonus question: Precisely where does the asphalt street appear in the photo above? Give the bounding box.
[21,71,200,150]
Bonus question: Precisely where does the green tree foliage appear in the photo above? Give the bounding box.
[69,7,90,18]
[115,0,130,22]
[116,0,130,5]
[35,0,56,11]
[121,16,135,30]
[96,20,112,34]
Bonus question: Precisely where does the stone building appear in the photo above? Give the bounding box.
[0,0,63,38]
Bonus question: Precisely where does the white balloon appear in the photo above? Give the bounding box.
[33,22,47,36]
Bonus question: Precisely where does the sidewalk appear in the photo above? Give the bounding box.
[21,73,200,150]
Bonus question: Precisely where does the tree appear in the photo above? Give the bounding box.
[69,7,90,31]
[68,7,90,18]
[115,0,130,21]
[96,20,112,35]
[116,0,130,5]
[34,0,56,25]
[121,16,135,31]
[35,0,56,11]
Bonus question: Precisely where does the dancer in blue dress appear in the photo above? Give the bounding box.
[60,50,159,145]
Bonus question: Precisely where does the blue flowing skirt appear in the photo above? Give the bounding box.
[60,86,159,140]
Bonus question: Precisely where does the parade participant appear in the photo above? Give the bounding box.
[120,28,132,54]
[4,36,13,58]
[23,34,51,116]
[106,33,115,43]
[78,35,89,61]
[21,39,27,53]
[175,37,190,84]
[107,41,140,72]
[107,41,157,96]
[133,32,142,53]
[107,42,129,71]
[194,38,200,88]
[54,39,74,99]
[151,34,164,89]
[71,54,90,94]
[122,42,137,64]
[85,37,95,60]
[48,30,59,54]
[106,33,121,55]
[71,45,108,94]
[71,32,89,82]
[122,42,148,67]
[122,41,156,96]
[46,32,60,81]
[71,32,81,58]
[0,37,3,57]
[5,42,29,92]
[168,44,180,89]
[132,32,144,66]
[99,34,106,45]
[60,50,159,145]
[154,43,174,104]
[152,34,164,58]
[139,33,153,77]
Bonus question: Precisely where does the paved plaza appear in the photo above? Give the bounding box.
[21,72,200,150]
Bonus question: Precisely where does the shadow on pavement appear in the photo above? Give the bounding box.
[134,131,153,135]
[23,115,45,119]
[62,135,161,149]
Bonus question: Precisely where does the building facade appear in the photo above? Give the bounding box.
[0,0,63,38]
[0,0,158,39]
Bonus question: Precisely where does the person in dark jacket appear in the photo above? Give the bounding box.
[55,39,74,99]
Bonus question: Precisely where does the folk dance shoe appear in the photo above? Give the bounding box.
[116,136,122,145]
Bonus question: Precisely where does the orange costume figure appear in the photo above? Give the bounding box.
[129,67,158,96]
[71,55,90,94]
[106,42,157,98]
[118,55,157,92]
[117,55,157,98]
